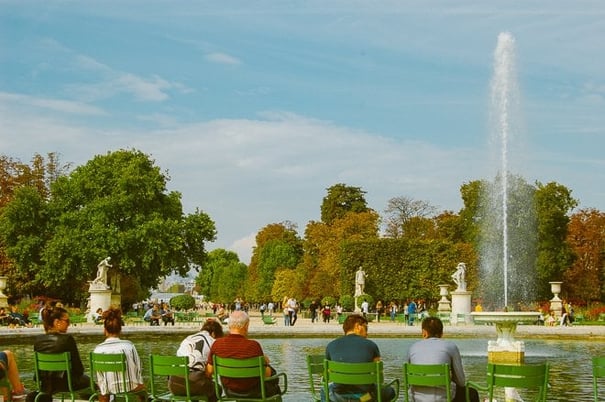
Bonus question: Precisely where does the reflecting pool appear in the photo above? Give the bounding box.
[4,334,601,401]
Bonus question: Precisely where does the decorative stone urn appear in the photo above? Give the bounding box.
[549,281,563,319]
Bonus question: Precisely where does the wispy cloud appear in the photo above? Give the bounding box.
[205,52,241,65]
[0,92,105,116]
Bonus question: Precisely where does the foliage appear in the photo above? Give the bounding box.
[321,296,336,306]
[339,295,354,311]
[357,293,374,307]
[565,209,605,303]
[170,294,196,310]
[535,181,578,299]
[340,238,477,306]
[320,183,370,225]
[198,249,246,303]
[383,196,437,238]
[303,210,379,300]
[271,268,303,304]
[0,149,216,304]
[246,222,302,302]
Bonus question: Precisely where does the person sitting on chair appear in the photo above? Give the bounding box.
[92,307,146,402]
[406,317,479,402]
[0,349,28,400]
[143,304,161,326]
[324,314,396,402]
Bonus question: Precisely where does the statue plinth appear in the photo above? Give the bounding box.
[88,282,112,323]
[450,290,472,325]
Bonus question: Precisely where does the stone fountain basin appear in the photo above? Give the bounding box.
[471,311,540,324]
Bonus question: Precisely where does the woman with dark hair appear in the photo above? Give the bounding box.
[92,306,146,402]
[169,318,224,401]
[33,305,90,394]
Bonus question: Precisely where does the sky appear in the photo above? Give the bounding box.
[1,1,604,264]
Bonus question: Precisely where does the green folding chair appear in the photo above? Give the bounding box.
[34,351,92,402]
[306,355,324,402]
[592,356,605,402]
[212,355,287,401]
[466,362,549,402]
[322,360,399,402]
[402,363,451,402]
[89,352,147,402]
[148,354,209,401]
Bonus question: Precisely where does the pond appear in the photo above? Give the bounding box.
[3,333,601,401]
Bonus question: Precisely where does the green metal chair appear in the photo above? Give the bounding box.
[466,362,549,402]
[34,351,91,402]
[148,354,209,401]
[89,352,147,402]
[322,360,399,402]
[306,354,324,402]
[592,356,605,402]
[402,362,451,402]
[211,355,287,401]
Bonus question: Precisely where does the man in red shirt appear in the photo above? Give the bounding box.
[206,310,281,398]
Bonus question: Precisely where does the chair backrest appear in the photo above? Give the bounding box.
[485,362,549,402]
[34,351,74,393]
[322,360,385,402]
[306,354,324,402]
[89,352,130,394]
[149,354,192,398]
[402,362,451,402]
[593,356,605,402]
[212,355,270,400]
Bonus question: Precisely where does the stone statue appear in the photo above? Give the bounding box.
[92,256,111,288]
[355,267,367,297]
[451,262,467,291]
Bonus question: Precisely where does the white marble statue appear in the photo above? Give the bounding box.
[355,267,367,296]
[92,256,111,288]
[451,262,467,291]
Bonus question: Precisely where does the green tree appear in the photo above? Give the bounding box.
[198,249,247,303]
[246,222,302,302]
[535,181,577,299]
[320,183,369,225]
[0,149,216,304]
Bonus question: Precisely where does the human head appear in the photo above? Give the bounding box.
[421,317,444,338]
[228,310,250,335]
[103,306,123,336]
[201,318,224,339]
[41,305,70,333]
[342,314,368,337]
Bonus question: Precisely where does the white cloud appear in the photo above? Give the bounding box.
[205,52,241,65]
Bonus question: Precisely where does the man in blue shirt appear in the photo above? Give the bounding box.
[324,314,396,402]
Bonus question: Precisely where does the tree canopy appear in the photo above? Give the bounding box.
[0,149,216,304]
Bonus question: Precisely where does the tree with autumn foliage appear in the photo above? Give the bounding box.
[565,208,605,303]
[245,221,303,302]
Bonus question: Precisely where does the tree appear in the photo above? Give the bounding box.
[535,181,577,299]
[320,183,369,225]
[565,208,605,303]
[197,248,247,303]
[383,196,437,238]
[0,149,216,303]
[246,222,302,302]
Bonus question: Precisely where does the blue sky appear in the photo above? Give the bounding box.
[1,1,604,264]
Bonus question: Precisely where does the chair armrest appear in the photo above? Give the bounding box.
[385,378,400,401]
[266,371,288,395]
[465,380,488,401]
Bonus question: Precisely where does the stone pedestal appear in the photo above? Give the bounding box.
[437,284,451,312]
[450,290,472,325]
[0,276,8,308]
[89,283,112,323]
[549,281,563,320]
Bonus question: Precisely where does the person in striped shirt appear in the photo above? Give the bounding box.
[93,307,146,402]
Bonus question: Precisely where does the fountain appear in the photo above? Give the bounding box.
[471,32,540,368]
